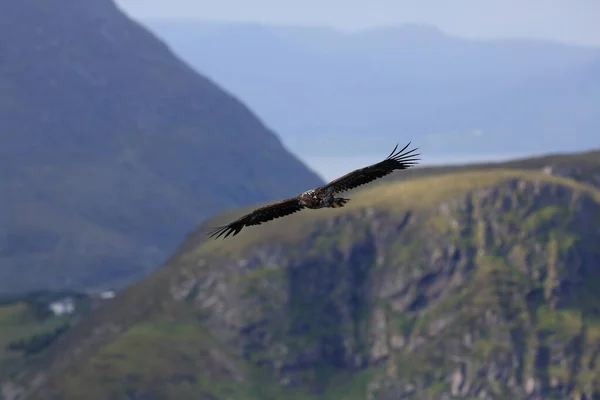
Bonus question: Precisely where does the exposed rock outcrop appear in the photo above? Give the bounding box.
[8,170,600,400]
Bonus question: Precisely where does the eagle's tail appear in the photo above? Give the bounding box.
[331,198,350,208]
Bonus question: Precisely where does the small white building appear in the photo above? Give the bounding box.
[48,297,75,316]
[99,290,116,300]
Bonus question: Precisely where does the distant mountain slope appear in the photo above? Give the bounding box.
[144,20,600,157]
[0,1,323,293]
[7,150,600,400]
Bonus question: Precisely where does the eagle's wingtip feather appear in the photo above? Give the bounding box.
[206,225,230,240]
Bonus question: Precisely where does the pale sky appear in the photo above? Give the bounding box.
[115,0,600,46]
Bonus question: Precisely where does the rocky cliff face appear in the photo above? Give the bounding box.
[7,168,600,400]
[0,0,323,292]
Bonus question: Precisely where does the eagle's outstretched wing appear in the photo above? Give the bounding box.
[319,142,419,195]
[207,197,305,239]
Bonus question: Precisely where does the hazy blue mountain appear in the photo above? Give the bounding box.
[0,1,323,293]
[143,20,600,157]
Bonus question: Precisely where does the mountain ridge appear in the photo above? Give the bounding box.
[5,149,600,399]
[0,0,323,293]
[143,19,600,158]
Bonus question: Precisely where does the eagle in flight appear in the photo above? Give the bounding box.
[207,142,420,239]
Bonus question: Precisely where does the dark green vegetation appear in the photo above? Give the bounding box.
[0,0,323,293]
[0,291,94,387]
[4,150,600,399]
[6,322,70,357]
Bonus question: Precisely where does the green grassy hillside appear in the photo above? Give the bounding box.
[388,148,600,189]
[0,291,93,391]
[5,159,600,399]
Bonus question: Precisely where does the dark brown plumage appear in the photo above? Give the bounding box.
[207,142,419,239]
[319,142,419,194]
[206,197,305,239]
